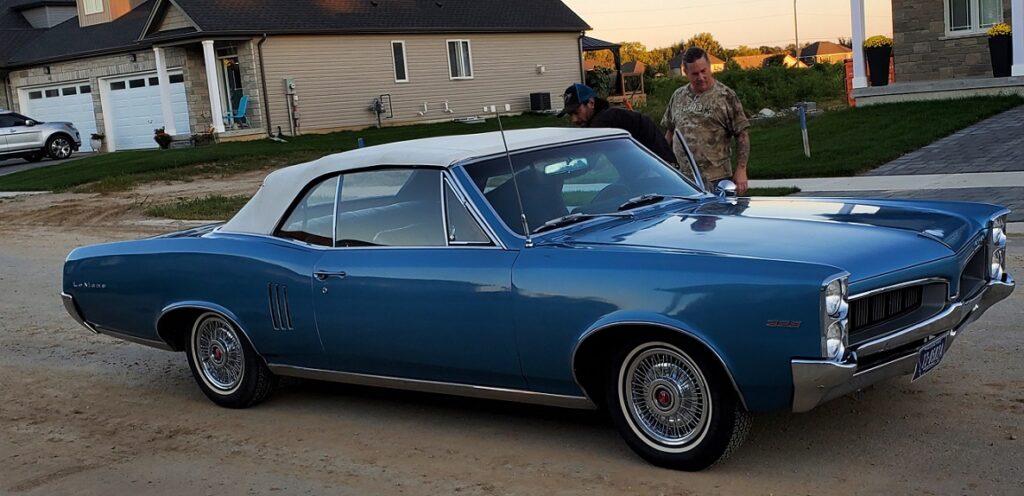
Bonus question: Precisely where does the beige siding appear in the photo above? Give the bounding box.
[261,32,581,134]
[155,5,192,32]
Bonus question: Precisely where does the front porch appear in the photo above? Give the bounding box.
[849,0,1024,104]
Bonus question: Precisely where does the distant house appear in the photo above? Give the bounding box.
[849,0,1023,105]
[621,60,645,75]
[0,0,590,151]
[800,41,853,65]
[668,52,725,76]
[584,59,613,72]
[732,53,806,70]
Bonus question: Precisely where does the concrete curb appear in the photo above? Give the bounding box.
[0,191,49,199]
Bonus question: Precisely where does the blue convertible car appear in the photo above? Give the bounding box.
[63,128,1014,470]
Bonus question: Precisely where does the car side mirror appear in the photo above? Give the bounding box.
[716,179,738,198]
[24,120,36,127]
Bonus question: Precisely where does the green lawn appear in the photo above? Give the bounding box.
[0,114,567,192]
[750,96,1024,178]
[1,95,1021,194]
[144,195,250,221]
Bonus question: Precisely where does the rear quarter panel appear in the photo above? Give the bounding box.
[63,234,324,364]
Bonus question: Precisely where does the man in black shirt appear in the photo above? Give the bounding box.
[557,83,676,165]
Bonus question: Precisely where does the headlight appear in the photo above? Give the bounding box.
[990,248,1005,281]
[826,321,847,359]
[824,279,847,317]
[991,217,1006,246]
[822,275,849,360]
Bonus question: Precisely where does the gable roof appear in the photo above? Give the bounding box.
[621,60,644,74]
[7,0,156,66]
[142,0,590,41]
[0,0,42,69]
[731,54,771,69]
[801,41,852,58]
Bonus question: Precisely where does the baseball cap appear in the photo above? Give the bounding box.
[557,83,596,117]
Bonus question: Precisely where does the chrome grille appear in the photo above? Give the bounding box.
[268,283,293,330]
[850,285,923,333]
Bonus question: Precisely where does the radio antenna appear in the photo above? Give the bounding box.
[495,112,532,246]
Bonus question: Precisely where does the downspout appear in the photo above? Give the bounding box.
[257,33,273,137]
[1,72,12,110]
[578,32,585,83]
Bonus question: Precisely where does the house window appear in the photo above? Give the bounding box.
[45,89,59,98]
[391,41,409,83]
[83,0,103,15]
[80,85,92,94]
[149,77,160,86]
[947,0,1003,35]
[446,40,473,80]
[169,74,184,84]
[111,81,126,90]
[62,87,78,96]
[29,91,43,100]
[128,78,146,88]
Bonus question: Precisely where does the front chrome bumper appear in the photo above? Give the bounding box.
[791,273,1015,413]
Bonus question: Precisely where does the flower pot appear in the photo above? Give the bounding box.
[865,46,892,86]
[89,139,103,151]
[989,35,1012,77]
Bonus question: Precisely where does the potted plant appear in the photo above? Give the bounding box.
[89,133,104,152]
[988,23,1012,78]
[864,35,893,86]
[153,127,172,149]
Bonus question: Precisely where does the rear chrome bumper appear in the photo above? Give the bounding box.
[791,273,1014,413]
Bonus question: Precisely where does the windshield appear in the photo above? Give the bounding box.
[464,138,701,236]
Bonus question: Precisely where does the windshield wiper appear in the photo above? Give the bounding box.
[617,194,698,211]
[531,212,632,235]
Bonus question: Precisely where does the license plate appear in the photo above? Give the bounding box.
[912,336,947,381]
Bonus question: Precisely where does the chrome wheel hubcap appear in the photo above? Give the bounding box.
[195,317,245,393]
[51,138,71,158]
[624,346,710,446]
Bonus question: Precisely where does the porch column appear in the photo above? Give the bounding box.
[202,40,226,133]
[850,0,868,88]
[153,47,177,135]
[1013,0,1024,76]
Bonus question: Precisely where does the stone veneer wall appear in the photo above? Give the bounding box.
[893,0,1013,82]
[6,47,213,136]
[0,78,10,110]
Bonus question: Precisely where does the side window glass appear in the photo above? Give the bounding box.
[276,176,338,246]
[336,169,445,247]
[444,182,491,245]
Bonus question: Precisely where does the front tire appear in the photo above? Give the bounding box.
[186,312,277,408]
[45,135,74,160]
[606,340,751,471]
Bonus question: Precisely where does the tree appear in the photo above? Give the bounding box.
[682,32,725,58]
[620,41,650,65]
[837,37,853,48]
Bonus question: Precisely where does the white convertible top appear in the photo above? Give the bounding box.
[222,127,628,235]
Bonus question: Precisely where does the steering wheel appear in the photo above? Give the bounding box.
[589,183,630,206]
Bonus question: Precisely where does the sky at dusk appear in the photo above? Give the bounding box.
[561,0,894,49]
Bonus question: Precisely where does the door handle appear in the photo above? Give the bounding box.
[314,270,347,281]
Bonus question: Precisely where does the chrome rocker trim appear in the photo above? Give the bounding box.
[791,274,1014,413]
[62,292,175,351]
[269,364,598,410]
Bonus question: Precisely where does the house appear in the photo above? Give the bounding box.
[849,0,1023,106]
[731,53,806,70]
[0,0,590,152]
[668,51,725,76]
[799,41,853,65]
[621,60,645,75]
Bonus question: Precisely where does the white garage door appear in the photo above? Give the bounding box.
[107,72,191,151]
[20,82,99,152]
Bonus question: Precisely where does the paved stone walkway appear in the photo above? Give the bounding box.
[867,105,1024,176]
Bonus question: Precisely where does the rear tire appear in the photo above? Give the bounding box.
[605,340,751,471]
[24,152,44,163]
[45,134,74,160]
[185,312,277,408]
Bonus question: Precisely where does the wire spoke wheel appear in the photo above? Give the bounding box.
[622,344,711,448]
[193,316,246,394]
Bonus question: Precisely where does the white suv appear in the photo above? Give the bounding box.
[0,110,82,163]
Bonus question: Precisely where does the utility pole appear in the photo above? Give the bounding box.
[793,0,800,61]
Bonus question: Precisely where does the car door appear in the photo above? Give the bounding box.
[3,113,44,152]
[0,115,14,153]
[308,167,524,389]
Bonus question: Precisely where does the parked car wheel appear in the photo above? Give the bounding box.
[186,312,278,408]
[24,152,45,163]
[606,340,751,471]
[45,134,74,160]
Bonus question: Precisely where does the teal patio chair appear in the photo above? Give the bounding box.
[224,95,250,129]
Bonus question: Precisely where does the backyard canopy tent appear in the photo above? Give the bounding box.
[581,36,624,94]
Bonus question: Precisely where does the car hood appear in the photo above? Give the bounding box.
[555,197,982,281]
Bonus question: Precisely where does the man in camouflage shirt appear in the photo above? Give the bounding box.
[662,47,751,194]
